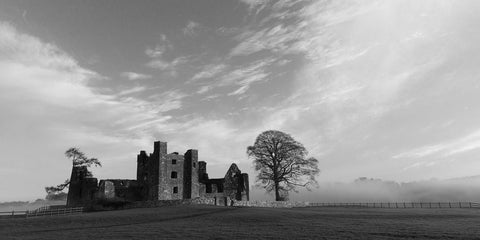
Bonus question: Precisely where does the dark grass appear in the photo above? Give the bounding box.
[1,205,480,239]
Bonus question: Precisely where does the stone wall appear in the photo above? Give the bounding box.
[97,179,142,201]
[232,200,310,208]
[67,166,98,207]
[125,198,216,209]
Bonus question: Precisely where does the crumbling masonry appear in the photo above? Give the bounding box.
[67,141,249,206]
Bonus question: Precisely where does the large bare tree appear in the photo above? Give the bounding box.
[44,148,101,198]
[247,130,320,201]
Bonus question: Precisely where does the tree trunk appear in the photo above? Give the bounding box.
[274,181,281,201]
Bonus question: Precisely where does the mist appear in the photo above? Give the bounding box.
[250,176,480,203]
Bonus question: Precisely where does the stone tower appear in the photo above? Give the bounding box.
[184,149,199,199]
[66,166,98,206]
[136,141,200,201]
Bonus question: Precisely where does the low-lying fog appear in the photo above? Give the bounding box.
[251,176,480,203]
[3,176,480,211]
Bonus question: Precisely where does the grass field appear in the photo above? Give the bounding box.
[1,205,480,239]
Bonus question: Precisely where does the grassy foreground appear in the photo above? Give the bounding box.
[1,205,480,239]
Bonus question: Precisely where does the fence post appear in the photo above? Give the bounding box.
[459,202,462,208]
[470,202,472,208]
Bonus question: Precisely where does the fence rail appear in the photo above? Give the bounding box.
[0,206,83,219]
[308,202,480,208]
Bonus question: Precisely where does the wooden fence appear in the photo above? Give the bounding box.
[308,202,480,208]
[0,206,83,219]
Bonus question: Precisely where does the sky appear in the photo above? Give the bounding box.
[1,0,480,201]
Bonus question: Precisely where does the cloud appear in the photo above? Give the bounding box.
[209,0,480,183]
[219,58,273,85]
[197,85,211,94]
[144,34,189,75]
[227,72,269,96]
[145,34,171,58]
[146,56,188,77]
[201,94,221,101]
[148,89,188,113]
[240,0,271,15]
[121,72,152,80]
[116,86,148,96]
[0,22,191,200]
[220,58,274,95]
[182,21,200,36]
[230,25,296,57]
[229,1,308,57]
[193,58,274,97]
[190,64,226,82]
[394,129,480,159]
[215,27,240,37]
[146,58,170,70]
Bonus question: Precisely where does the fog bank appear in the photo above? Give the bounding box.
[251,176,480,202]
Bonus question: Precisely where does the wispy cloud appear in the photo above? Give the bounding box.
[145,34,188,76]
[121,71,152,80]
[227,72,269,96]
[240,0,271,15]
[116,86,148,96]
[194,58,274,97]
[147,56,187,71]
[190,64,227,82]
[394,129,480,159]
[230,1,307,58]
[197,85,211,94]
[149,89,188,113]
[183,21,200,36]
[144,34,190,76]
[220,58,274,96]
[145,34,171,58]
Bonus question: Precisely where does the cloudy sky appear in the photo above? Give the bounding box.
[1,0,480,201]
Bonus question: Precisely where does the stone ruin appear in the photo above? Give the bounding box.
[67,141,249,207]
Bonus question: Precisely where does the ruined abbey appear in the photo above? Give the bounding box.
[67,141,249,206]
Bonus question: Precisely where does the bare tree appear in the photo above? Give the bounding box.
[44,147,101,197]
[247,130,320,201]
